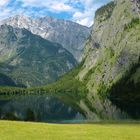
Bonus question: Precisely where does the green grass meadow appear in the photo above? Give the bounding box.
[0,121,140,140]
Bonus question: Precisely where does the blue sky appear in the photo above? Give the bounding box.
[0,0,112,27]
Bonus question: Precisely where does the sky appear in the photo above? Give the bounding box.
[0,0,112,27]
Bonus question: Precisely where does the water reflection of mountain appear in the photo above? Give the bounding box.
[0,95,84,122]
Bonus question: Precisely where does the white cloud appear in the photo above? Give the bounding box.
[0,0,11,19]
[73,10,94,27]
[76,18,93,27]
[0,0,112,27]
[72,1,99,27]
[20,0,108,26]
[0,9,11,19]
[21,0,75,12]
[50,2,74,12]
[0,0,10,6]
[72,0,112,27]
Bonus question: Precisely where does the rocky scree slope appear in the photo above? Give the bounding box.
[76,0,140,120]
[0,25,77,87]
[0,15,90,61]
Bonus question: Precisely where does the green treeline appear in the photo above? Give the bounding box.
[0,62,88,106]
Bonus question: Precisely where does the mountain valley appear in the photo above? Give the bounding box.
[0,0,140,122]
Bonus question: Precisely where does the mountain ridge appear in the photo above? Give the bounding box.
[0,0,140,121]
[0,15,90,61]
[0,24,77,87]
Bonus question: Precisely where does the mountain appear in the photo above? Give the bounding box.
[0,15,90,61]
[0,25,77,87]
[0,0,140,121]
[34,0,140,120]
[77,0,140,119]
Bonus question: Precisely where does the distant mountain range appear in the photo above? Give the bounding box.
[0,15,90,61]
[0,25,77,87]
[0,15,90,87]
[0,0,140,121]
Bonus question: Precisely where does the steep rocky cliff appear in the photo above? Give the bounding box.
[0,15,90,61]
[77,0,140,119]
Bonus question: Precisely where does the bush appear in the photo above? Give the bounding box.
[124,18,140,30]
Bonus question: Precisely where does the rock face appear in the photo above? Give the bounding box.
[76,0,140,119]
[0,25,77,87]
[0,15,90,61]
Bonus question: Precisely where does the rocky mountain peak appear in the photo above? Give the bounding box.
[0,15,90,61]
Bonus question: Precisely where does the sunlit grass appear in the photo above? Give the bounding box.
[0,121,140,140]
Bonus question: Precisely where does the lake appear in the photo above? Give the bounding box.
[0,95,84,122]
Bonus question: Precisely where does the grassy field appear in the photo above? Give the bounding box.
[0,121,140,140]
